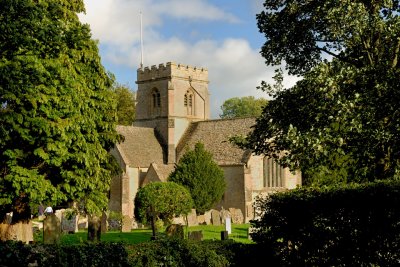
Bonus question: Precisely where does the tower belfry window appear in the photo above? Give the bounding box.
[184,90,193,115]
[151,88,161,116]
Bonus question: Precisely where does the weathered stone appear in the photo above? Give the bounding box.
[211,210,221,226]
[78,215,88,229]
[172,216,185,225]
[0,221,33,243]
[197,215,205,225]
[165,224,184,239]
[220,208,231,225]
[188,230,203,241]
[101,212,108,233]
[88,215,101,242]
[203,211,212,225]
[61,211,78,233]
[229,208,244,224]
[121,215,132,232]
[186,209,198,226]
[43,214,61,244]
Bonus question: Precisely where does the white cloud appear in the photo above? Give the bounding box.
[81,0,299,118]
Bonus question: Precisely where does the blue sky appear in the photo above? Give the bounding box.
[80,0,298,118]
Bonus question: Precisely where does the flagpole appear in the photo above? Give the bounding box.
[140,11,144,70]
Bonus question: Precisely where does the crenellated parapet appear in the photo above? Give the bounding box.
[137,62,208,83]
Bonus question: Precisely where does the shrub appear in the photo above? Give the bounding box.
[251,180,400,266]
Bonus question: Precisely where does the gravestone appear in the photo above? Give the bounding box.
[211,210,221,226]
[43,214,61,244]
[101,212,108,233]
[188,230,203,241]
[225,217,232,234]
[61,212,78,233]
[203,211,212,225]
[186,209,198,226]
[220,209,231,225]
[88,215,101,242]
[221,230,229,240]
[197,214,205,225]
[78,216,88,230]
[229,208,244,224]
[121,215,132,232]
[165,224,184,239]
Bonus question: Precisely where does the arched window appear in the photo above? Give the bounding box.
[184,90,193,115]
[263,157,284,188]
[151,88,161,116]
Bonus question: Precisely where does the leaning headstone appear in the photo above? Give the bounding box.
[101,212,108,233]
[203,211,212,225]
[88,215,101,242]
[225,217,232,234]
[121,215,132,232]
[165,224,184,239]
[43,214,61,244]
[188,230,203,241]
[229,208,244,224]
[186,209,198,226]
[211,210,221,226]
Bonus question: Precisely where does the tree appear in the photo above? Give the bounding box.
[134,182,193,227]
[0,0,119,240]
[242,1,400,184]
[168,142,226,214]
[113,84,136,125]
[219,96,268,119]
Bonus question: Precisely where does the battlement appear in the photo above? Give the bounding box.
[137,62,208,82]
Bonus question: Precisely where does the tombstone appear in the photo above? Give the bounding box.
[221,231,229,240]
[88,215,101,242]
[229,208,244,224]
[197,214,205,225]
[203,211,212,225]
[43,214,61,244]
[121,215,132,232]
[220,209,231,225]
[186,209,198,226]
[188,230,203,241]
[211,210,221,226]
[225,217,232,234]
[165,224,184,239]
[101,212,108,233]
[61,212,78,233]
[78,215,88,230]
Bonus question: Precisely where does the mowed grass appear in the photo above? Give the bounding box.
[36,224,253,244]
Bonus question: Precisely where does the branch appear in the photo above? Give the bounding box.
[392,38,400,68]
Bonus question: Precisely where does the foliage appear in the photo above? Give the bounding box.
[169,142,226,214]
[219,96,268,119]
[0,241,129,267]
[134,182,193,226]
[250,180,400,266]
[113,84,136,126]
[126,238,229,267]
[0,0,120,221]
[243,0,400,183]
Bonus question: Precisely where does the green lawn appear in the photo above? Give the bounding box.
[36,224,253,244]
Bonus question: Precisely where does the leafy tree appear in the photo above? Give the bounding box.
[134,182,193,226]
[168,142,226,214]
[219,96,268,119]
[242,0,400,184]
[0,0,119,233]
[113,84,136,125]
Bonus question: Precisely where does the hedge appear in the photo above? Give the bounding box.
[250,180,400,266]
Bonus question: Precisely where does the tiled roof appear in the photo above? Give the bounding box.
[176,117,256,165]
[152,163,175,182]
[116,126,164,167]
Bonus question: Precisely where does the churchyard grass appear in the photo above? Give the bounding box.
[34,224,252,244]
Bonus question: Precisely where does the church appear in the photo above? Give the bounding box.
[109,62,301,225]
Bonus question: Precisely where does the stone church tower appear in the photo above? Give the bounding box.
[135,62,210,163]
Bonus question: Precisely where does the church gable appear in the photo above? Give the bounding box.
[176,117,256,165]
[116,126,165,167]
